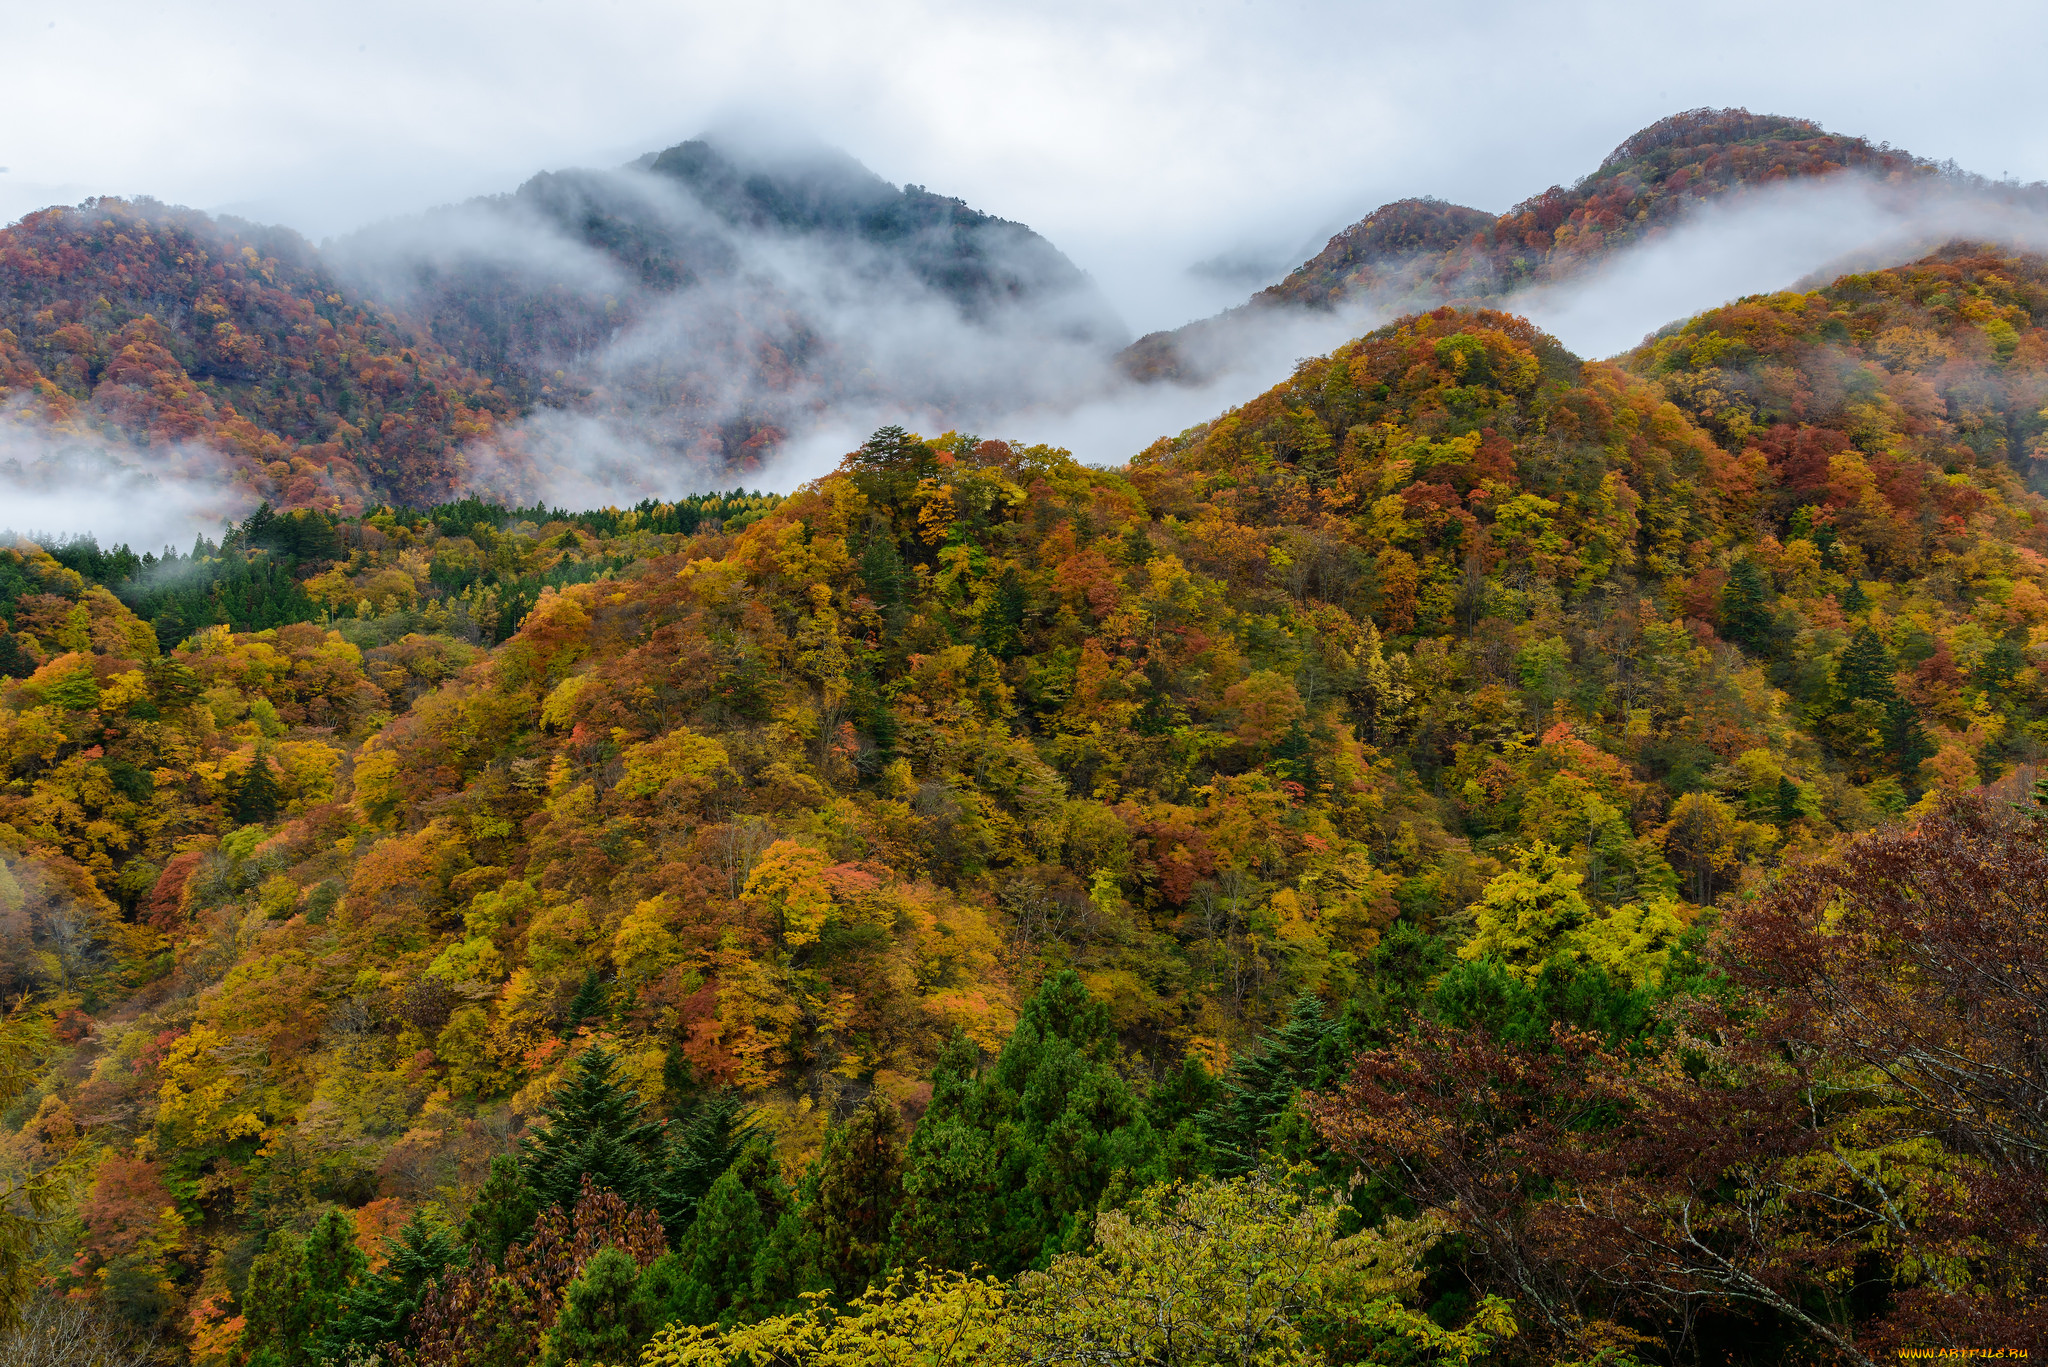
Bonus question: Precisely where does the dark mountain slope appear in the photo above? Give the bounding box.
[335,136,1126,474]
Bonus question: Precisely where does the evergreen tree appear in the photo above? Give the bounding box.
[1271,718,1316,788]
[806,1096,906,1298]
[240,1229,311,1367]
[625,1250,700,1349]
[521,1047,666,1213]
[657,1088,756,1240]
[460,1155,543,1269]
[1206,994,1339,1174]
[858,535,907,618]
[1839,578,1870,613]
[301,1208,367,1354]
[230,751,284,826]
[678,1144,792,1321]
[539,1246,643,1367]
[889,1036,1003,1274]
[565,970,607,1028]
[892,974,1167,1278]
[981,565,1029,659]
[1836,627,1898,704]
[1721,556,1775,650]
[1886,697,1936,776]
[325,1213,459,1361]
[1775,775,1803,826]
[1978,632,2027,691]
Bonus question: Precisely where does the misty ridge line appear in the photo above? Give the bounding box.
[12,114,2048,555]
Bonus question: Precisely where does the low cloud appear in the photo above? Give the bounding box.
[1509,174,2048,359]
[330,152,1132,504]
[0,408,251,550]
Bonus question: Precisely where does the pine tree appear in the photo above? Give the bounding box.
[1145,1055,1219,1183]
[230,750,284,826]
[981,565,1029,659]
[656,1088,756,1240]
[521,1047,667,1213]
[858,535,907,618]
[1206,994,1338,1175]
[806,1096,906,1298]
[1886,697,1936,776]
[539,1246,643,1367]
[325,1213,460,1360]
[1271,718,1315,788]
[565,970,607,1028]
[1775,775,1803,826]
[624,1250,700,1349]
[1836,627,1898,704]
[301,1208,367,1352]
[460,1155,543,1269]
[241,1229,311,1367]
[679,1145,791,1320]
[1721,556,1775,650]
[892,974,1163,1278]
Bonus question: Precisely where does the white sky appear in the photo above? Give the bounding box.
[4,1,2045,336]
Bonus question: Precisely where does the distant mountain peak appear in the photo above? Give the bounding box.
[1121,107,1955,384]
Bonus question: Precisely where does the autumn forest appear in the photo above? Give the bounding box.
[0,108,2045,1366]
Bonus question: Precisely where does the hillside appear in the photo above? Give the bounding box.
[3,243,2047,1361]
[0,200,520,511]
[1122,106,2003,382]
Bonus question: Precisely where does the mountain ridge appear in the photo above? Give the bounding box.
[1122,106,2042,383]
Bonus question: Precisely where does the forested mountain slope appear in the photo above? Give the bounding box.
[0,200,518,510]
[2,241,2046,1363]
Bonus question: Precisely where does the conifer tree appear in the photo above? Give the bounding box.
[679,1145,792,1320]
[1721,556,1775,650]
[460,1155,543,1269]
[805,1095,906,1298]
[564,970,607,1027]
[657,1088,756,1240]
[240,1229,311,1367]
[230,750,284,826]
[1836,626,1897,704]
[1206,994,1339,1174]
[326,1212,460,1359]
[301,1208,366,1356]
[521,1047,666,1213]
[981,564,1029,659]
[1776,775,1803,826]
[892,974,1165,1277]
[539,1246,643,1367]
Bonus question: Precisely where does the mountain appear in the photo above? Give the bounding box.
[0,138,1124,513]
[1122,106,2031,382]
[330,136,1127,480]
[5,234,2048,1359]
[0,199,519,511]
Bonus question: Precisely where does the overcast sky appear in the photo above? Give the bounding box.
[4,0,2045,334]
